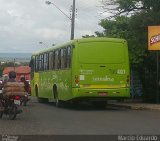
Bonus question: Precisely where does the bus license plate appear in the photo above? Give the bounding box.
[99,92,107,96]
[14,100,20,105]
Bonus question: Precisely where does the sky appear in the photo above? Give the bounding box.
[0,0,106,53]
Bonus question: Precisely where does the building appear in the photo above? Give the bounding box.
[3,66,31,81]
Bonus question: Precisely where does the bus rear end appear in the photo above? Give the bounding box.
[71,38,130,102]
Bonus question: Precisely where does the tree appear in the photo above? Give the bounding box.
[97,0,160,69]
[100,0,160,18]
[95,16,145,69]
[97,0,160,101]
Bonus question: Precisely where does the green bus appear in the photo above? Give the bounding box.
[30,38,130,107]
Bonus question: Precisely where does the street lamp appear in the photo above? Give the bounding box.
[45,0,76,40]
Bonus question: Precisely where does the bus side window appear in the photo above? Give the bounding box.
[39,54,44,71]
[58,49,61,69]
[63,48,67,68]
[60,48,65,69]
[39,55,41,71]
[49,52,53,70]
[39,54,42,71]
[55,50,59,70]
[35,56,38,72]
[53,51,55,70]
[44,53,49,71]
[44,53,46,70]
[29,57,34,79]
[67,46,72,68]
[37,55,41,71]
[41,54,44,71]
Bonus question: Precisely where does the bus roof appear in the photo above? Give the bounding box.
[32,37,126,56]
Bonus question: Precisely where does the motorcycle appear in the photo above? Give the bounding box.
[0,90,22,120]
[21,93,30,106]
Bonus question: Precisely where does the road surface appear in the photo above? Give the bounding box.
[0,98,160,135]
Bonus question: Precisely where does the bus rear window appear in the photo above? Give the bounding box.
[78,42,125,64]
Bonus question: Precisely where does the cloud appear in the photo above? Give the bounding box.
[34,28,67,39]
[0,0,103,53]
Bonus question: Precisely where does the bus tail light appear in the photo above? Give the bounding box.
[75,75,79,86]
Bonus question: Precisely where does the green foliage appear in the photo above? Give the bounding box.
[96,16,130,38]
[101,0,160,17]
[97,0,160,69]
[98,0,160,101]
[95,16,144,68]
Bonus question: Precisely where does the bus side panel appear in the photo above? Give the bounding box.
[34,70,72,101]
[31,72,39,97]
[55,69,72,101]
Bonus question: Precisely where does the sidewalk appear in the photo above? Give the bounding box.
[108,100,160,111]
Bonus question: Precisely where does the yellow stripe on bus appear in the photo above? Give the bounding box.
[80,84,126,89]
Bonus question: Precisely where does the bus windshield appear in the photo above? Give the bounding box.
[78,42,125,64]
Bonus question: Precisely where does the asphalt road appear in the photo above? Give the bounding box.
[0,98,160,135]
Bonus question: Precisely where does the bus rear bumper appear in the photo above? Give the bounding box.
[71,87,130,101]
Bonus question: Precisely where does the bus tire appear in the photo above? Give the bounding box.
[35,85,38,97]
[35,85,47,103]
[35,85,41,102]
[53,88,63,108]
[55,98,62,107]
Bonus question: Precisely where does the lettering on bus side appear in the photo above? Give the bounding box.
[117,69,126,74]
[80,70,93,75]
[93,76,114,82]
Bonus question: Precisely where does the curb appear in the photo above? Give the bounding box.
[108,103,160,111]
[108,103,132,109]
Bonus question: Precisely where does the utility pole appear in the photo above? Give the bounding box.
[70,0,75,40]
[46,0,76,40]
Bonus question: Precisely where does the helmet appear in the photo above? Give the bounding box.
[9,71,16,79]
[20,77,25,81]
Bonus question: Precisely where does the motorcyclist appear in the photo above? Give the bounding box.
[20,77,29,93]
[1,71,16,92]
[8,71,16,82]
[0,71,22,119]
[20,77,30,106]
[3,71,16,85]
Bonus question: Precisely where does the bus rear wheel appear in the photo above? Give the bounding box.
[54,89,63,108]
[55,98,61,107]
